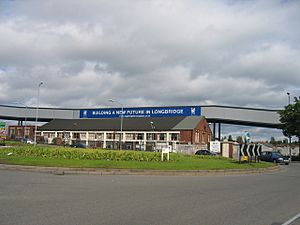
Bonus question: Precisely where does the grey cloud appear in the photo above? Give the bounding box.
[0,0,299,110]
[2,0,300,140]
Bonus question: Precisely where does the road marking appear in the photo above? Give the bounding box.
[282,212,300,225]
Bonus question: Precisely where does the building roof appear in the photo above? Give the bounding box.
[39,116,206,132]
[173,116,205,130]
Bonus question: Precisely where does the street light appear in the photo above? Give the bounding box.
[108,99,123,150]
[150,121,155,130]
[14,102,28,139]
[286,92,292,161]
[150,121,156,151]
[34,81,43,147]
[287,92,291,105]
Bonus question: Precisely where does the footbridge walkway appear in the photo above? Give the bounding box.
[0,104,281,128]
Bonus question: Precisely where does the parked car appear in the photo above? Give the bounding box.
[259,151,290,165]
[26,139,34,144]
[195,149,216,156]
[20,138,34,144]
[70,143,86,148]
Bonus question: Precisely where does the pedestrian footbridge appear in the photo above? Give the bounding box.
[0,104,281,128]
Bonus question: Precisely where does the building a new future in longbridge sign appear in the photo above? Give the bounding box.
[80,106,201,119]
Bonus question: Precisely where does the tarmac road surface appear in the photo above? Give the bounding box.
[0,163,299,225]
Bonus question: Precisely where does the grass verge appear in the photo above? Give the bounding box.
[0,146,272,170]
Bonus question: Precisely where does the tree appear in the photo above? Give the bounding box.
[282,138,288,144]
[270,136,276,145]
[236,136,244,144]
[279,97,300,155]
[228,135,233,141]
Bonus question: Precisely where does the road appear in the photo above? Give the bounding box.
[0,164,299,225]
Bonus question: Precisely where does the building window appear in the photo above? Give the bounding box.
[64,132,70,139]
[17,128,22,136]
[202,132,206,143]
[195,130,199,143]
[57,132,70,139]
[25,128,30,136]
[73,133,80,139]
[88,133,96,140]
[116,133,122,139]
[137,133,144,140]
[159,133,166,141]
[96,133,103,140]
[106,133,113,139]
[146,133,156,140]
[171,133,178,141]
[80,133,86,139]
[10,128,15,135]
[125,133,134,140]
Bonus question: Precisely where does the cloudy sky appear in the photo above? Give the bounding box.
[0,0,299,140]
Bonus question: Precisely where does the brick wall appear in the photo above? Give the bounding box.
[179,117,212,145]
[8,125,36,140]
[179,130,193,144]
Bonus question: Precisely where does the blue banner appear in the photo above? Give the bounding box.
[80,106,201,118]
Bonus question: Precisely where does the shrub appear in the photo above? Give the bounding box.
[51,137,63,145]
[1,146,173,162]
[292,155,300,161]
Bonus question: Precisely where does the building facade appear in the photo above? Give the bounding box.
[8,125,36,140]
[39,116,212,151]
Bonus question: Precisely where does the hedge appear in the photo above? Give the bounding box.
[0,146,179,162]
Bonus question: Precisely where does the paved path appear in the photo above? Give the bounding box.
[0,164,299,225]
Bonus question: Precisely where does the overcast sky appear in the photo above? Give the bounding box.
[1,0,299,140]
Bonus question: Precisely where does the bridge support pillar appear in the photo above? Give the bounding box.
[212,122,221,141]
[213,123,216,141]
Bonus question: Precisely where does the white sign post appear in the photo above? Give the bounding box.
[210,141,221,153]
[161,147,170,161]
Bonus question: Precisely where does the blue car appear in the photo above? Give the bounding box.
[259,151,290,165]
[70,143,86,148]
[195,150,216,156]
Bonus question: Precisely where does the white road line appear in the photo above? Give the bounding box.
[282,212,300,225]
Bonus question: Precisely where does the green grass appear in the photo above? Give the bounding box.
[2,140,27,146]
[0,146,272,170]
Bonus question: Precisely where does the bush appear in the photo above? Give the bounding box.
[4,140,25,146]
[291,155,300,161]
[51,137,63,145]
[0,146,176,162]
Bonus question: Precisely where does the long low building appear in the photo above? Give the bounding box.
[39,116,212,151]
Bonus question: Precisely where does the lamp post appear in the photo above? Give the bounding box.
[287,92,292,161]
[150,121,156,151]
[34,81,43,147]
[287,92,291,105]
[14,102,28,139]
[108,99,123,150]
[150,121,155,131]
